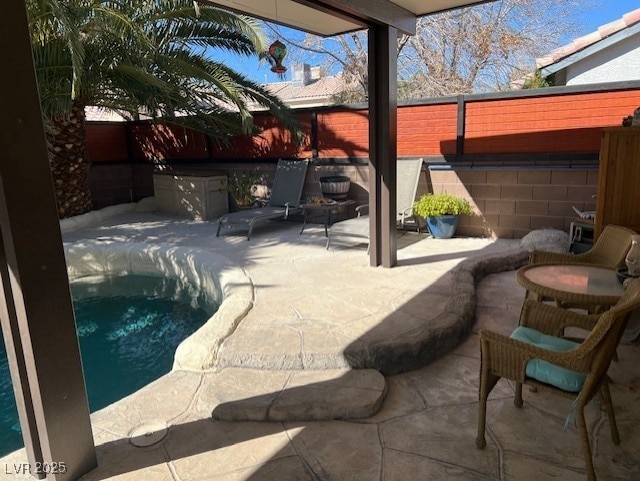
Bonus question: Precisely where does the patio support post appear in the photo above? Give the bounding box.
[368,24,398,268]
[0,2,97,479]
[456,94,466,159]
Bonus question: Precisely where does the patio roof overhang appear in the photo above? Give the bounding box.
[205,0,495,36]
[1,1,494,480]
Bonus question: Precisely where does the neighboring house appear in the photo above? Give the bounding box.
[253,63,348,109]
[537,8,640,86]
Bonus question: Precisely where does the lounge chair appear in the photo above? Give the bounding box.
[326,158,423,249]
[216,159,309,240]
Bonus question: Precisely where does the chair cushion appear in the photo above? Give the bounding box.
[510,326,586,392]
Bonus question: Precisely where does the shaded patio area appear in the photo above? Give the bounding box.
[2,209,638,480]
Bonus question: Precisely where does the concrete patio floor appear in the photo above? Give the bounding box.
[2,209,639,480]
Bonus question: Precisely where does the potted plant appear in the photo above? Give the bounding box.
[413,192,473,239]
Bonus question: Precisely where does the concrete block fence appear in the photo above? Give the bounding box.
[429,167,598,239]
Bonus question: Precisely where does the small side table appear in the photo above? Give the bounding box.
[299,200,356,236]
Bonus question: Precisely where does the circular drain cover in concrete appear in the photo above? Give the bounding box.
[129,422,168,447]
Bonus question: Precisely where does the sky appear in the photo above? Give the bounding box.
[573,1,639,37]
[221,1,640,84]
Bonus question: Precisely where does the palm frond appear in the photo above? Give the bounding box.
[27,0,301,144]
[146,2,267,52]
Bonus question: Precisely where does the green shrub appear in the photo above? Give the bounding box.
[413,193,473,218]
[226,171,261,207]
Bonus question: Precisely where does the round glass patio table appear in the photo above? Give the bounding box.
[516,263,625,312]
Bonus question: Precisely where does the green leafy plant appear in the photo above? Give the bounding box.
[226,171,262,207]
[521,70,552,89]
[413,193,473,218]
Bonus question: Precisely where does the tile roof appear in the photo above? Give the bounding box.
[85,73,348,119]
[262,73,348,105]
[536,8,640,68]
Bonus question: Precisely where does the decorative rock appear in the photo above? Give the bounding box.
[519,228,570,253]
[356,248,529,375]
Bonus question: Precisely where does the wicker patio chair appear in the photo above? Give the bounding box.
[476,278,640,481]
[529,224,636,267]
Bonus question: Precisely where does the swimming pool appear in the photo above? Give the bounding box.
[0,273,213,457]
[0,241,253,458]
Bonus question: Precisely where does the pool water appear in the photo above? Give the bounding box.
[0,274,212,457]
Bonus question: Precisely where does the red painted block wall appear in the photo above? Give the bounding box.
[317,109,369,157]
[209,112,313,158]
[86,123,128,162]
[209,89,635,159]
[129,123,209,161]
[86,88,640,162]
[398,104,458,156]
[464,90,639,154]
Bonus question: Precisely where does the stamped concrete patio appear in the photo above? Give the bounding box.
[2,207,639,480]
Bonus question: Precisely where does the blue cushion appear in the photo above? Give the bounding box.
[510,326,586,392]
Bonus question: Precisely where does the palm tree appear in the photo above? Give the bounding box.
[28,0,301,217]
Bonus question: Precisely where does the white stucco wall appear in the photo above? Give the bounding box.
[566,31,640,85]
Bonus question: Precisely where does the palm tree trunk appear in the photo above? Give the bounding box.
[48,100,92,218]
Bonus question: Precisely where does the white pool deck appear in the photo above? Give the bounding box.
[1,206,639,481]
